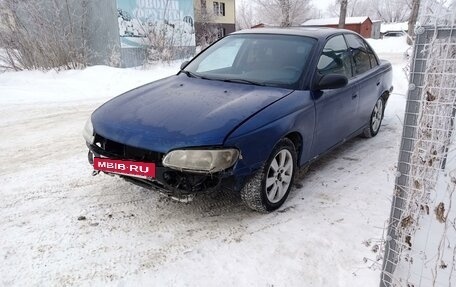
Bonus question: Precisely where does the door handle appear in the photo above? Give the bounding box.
[352,94,358,99]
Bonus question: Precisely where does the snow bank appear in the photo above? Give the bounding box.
[367,36,411,55]
[0,63,180,105]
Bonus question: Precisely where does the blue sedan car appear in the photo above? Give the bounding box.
[83,27,393,212]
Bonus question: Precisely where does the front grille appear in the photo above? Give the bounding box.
[94,134,164,163]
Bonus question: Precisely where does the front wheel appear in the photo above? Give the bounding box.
[240,138,297,213]
[362,97,385,138]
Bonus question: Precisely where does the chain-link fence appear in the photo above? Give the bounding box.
[381,1,456,286]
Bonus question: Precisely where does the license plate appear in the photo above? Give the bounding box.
[93,157,156,178]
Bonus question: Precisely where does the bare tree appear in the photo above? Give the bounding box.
[375,0,412,22]
[0,0,91,70]
[328,0,376,18]
[194,0,221,47]
[130,14,195,63]
[407,0,421,44]
[236,0,257,29]
[338,0,348,28]
[253,0,315,27]
[328,0,412,22]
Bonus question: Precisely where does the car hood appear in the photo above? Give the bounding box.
[92,74,293,153]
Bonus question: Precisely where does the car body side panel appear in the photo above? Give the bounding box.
[356,61,393,126]
[357,67,383,125]
[225,90,315,175]
[310,80,359,157]
[379,59,394,95]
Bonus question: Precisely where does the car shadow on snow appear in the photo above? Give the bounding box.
[284,135,377,207]
[132,135,374,217]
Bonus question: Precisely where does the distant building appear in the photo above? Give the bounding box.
[251,23,277,29]
[193,0,236,45]
[371,20,382,39]
[380,22,408,37]
[302,16,373,38]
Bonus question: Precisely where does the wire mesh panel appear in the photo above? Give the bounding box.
[381,1,456,286]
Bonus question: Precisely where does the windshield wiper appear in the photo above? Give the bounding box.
[181,70,200,78]
[222,79,265,86]
[181,70,214,81]
[181,72,263,86]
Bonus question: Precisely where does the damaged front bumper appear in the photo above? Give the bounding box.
[87,141,237,197]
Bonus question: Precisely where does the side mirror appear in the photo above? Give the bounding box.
[180,60,189,70]
[316,74,348,90]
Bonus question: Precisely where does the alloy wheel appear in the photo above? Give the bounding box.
[266,149,294,203]
[371,98,384,133]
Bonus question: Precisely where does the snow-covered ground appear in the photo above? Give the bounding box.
[0,38,410,286]
[367,36,410,54]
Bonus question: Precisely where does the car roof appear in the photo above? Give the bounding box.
[232,27,356,40]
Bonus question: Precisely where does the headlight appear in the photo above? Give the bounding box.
[82,118,95,144]
[163,149,240,173]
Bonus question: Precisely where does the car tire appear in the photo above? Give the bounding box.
[240,138,297,213]
[362,96,385,138]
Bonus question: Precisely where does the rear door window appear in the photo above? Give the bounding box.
[365,43,379,68]
[344,34,372,76]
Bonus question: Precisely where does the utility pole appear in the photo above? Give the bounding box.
[338,0,348,28]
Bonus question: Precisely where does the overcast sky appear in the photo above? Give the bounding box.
[311,0,334,12]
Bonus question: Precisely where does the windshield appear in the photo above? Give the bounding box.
[183,34,316,89]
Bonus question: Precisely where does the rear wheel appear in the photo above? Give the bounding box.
[240,138,297,212]
[362,97,385,138]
